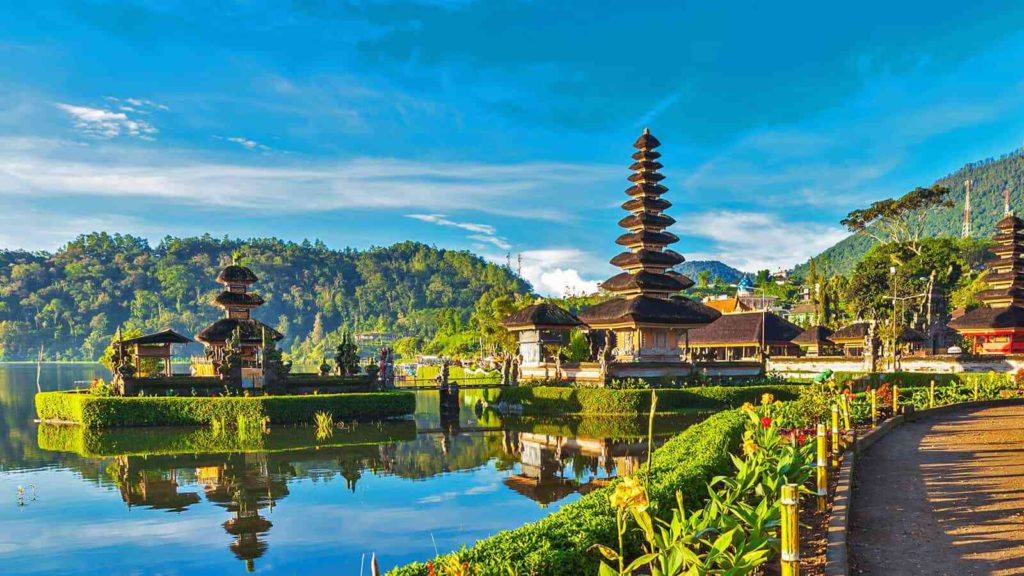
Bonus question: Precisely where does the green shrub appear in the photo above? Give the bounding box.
[495,385,804,416]
[389,409,748,576]
[35,391,415,428]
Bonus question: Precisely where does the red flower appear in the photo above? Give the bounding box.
[761,416,772,428]
[796,433,806,445]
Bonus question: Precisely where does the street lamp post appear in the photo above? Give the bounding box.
[890,265,898,371]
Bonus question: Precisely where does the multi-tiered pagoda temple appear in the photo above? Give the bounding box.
[197,263,283,363]
[577,129,720,369]
[949,210,1024,354]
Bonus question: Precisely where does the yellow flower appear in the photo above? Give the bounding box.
[743,438,759,457]
[609,476,649,512]
[741,402,756,414]
[761,393,774,406]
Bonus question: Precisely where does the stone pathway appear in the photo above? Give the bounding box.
[849,404,1024,575]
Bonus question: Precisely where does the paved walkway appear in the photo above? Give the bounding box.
[849,404,1024,575]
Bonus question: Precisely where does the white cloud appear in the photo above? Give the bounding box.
[104,96,170,113]
[673,211,848,272]
[407,213,511,250]
[0,138,611,221]
[517,248,603,297]
[216,135,271,151]
[55,103,158,140]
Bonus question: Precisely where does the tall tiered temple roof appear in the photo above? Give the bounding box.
[579,129,719,327]
[950,211,1024,332]
[197,263,282,345]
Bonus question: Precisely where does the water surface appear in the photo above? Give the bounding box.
[0,364,704,574]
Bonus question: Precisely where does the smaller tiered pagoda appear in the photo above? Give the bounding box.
[197,263,283,364]
[949,208,1024,353]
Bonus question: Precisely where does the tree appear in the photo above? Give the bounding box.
[846,237,981,354]
[562,328,590,363]
[841,185,953,252]
[697,270,711,288]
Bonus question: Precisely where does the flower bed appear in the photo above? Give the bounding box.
[35,390,415,428]
[495,384,805,416]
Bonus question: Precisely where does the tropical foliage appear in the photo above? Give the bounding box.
[0,234,530,361]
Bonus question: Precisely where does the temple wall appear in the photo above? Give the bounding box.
[695,361,763,377]
[767,357,869,380]
[769,354,1024,379]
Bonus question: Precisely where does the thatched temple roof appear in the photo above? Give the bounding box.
[196,318,283,344]
[687,311,803,346]
[503,303,582,329]
[216,264,259,285]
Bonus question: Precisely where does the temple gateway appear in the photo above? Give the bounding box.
[505,129,720,383]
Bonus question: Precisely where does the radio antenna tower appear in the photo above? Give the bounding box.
[962,179,972,238]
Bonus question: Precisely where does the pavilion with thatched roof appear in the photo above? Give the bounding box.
[118,329,193,377]
[687,311,803,361]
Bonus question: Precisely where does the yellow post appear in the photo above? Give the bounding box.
[870,389,877,426]
[892,384,899,416]
[816,423,828,513]
[780,483,801,576]
[841,393,852,431]
[929,379,935,409]
[831,403,841,466]
[973,379,979,400]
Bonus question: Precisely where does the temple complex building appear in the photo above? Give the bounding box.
[197,263,283,380]
[949,212,1024,353]
[505,129,719,383]
[576,129,719,371]
[688,311,802,361]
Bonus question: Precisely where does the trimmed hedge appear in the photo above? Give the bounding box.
[37,419,417,457]
[501,412,709,439]
[35,391,415,428]
[389,409,748,575]
[495,384,804,416]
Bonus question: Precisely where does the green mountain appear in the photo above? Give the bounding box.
[0,234,530,361]
[797,149,1024,276]
[677,260,747,284]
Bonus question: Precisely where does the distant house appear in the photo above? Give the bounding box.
[688,311,803,361]
[702,293,778,314]
[355,332,399,343]
[703,295,754,314]
[788,301,818,327]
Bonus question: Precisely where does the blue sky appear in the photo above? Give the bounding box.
[3,1,1024,295]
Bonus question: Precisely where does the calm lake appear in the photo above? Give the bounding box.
[0,364,705,574]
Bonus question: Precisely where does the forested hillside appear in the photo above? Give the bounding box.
[677,260,746,284]
[797,149,1024,276]
[0,234,531,361]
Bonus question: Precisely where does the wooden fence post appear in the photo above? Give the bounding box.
[816,423,828,513]
[781,483,801,576]
[870,389,877,426]
[831,403,840,467]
